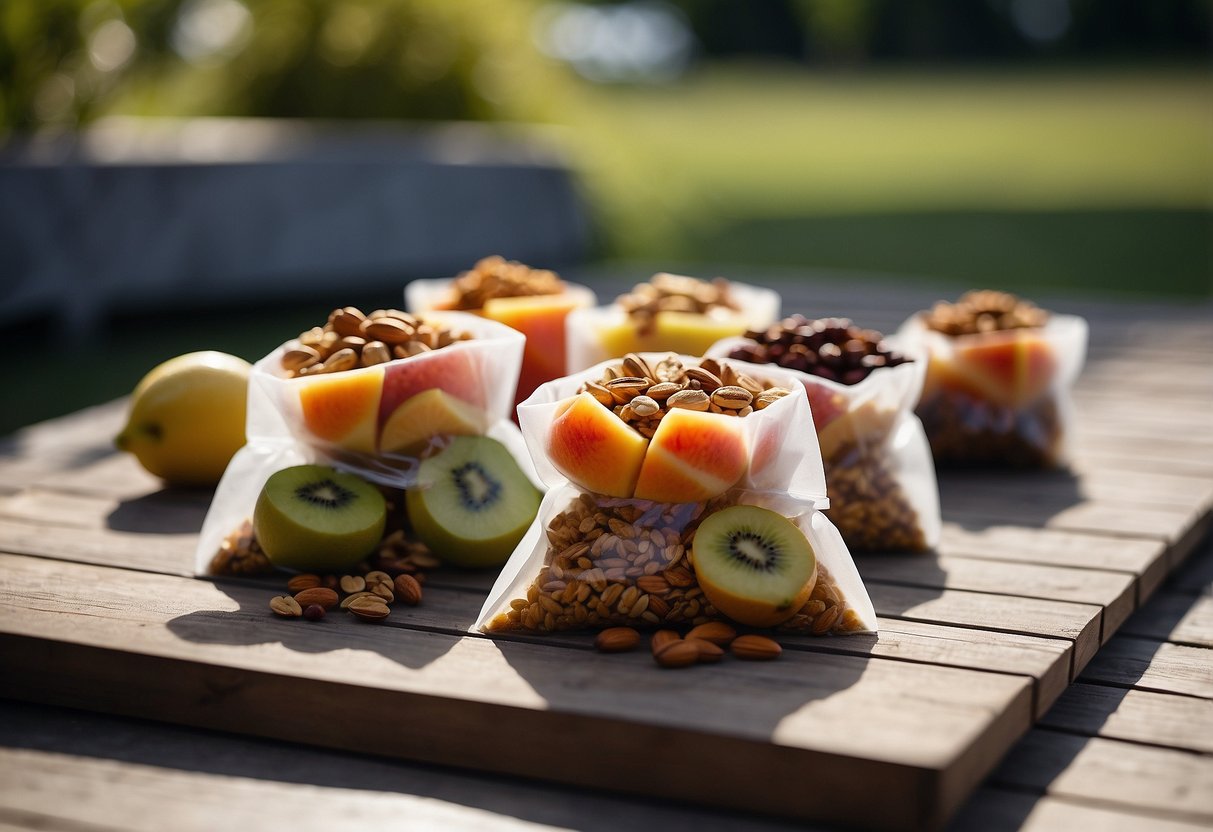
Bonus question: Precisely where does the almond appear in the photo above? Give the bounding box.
[664,566,695,588]
[394,574,423,606]
[348,595,390,622]
[286,574,321,593]
[635,575,670,596]
[595,626,640,653]
[650,630,681,655]
[654,639,701,669]
[686,621,737,646]
[731,634,782,661]
[269,595,302,617]
[686,637,724,663]
[293,587,339,610]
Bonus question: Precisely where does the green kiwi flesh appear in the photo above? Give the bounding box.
[254,464,387,572]
[406,436,540,568]
[692,505,817,627]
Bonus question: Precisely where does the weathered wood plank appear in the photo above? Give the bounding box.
[1037,683,1213,754]
[989,730,1213,822]
[950,788,1212,832]
[866,583,1101,677]
[0,702,803,832]
[0,553,1032,832]
[1078,636,1213,699]
[1119,592,1213,648]
[856,554,1135,642]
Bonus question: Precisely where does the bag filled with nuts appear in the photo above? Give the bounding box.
[474,353,877,636]
[565,273,780,374]
[709,316,941,553]
[897,291,1088,468]
[193,307,536,575]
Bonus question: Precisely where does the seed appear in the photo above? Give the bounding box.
[584,381,615,406]
[286,574,321,593]
[361,341,391,366]
[711,385,753,410]
[339,575,366,594]
[684,367,722,392]
[365,571,392,589]
[606,377,650,403]
[328,306,367,337]
[269,595,302,617]
[650,630,680,654]
[282,347,320,373]
[595,626,640,653]
[664,566,695,587]
[302,604,326,622]
[293,587,339,610]
[320,348,358,374]
[635,575,670,596]
[341,591,377,609]
[630,395,660,417]
[666,390,710,412]
[645,382,682,401]
[363,318,413,344]
[622,353,654,380]
[812,604,842,635]
[731,634,782,660]
[654,639,701,668]
[348,596,390,622]
[371,583,395,603]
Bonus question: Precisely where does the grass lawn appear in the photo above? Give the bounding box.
[561,65,1212,296]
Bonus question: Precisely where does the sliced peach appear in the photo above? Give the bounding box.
[379,388,489,455]
[483,293,584,402]
[633,408,748,503]
[597,311,748,360]
[298,367,383,453]
[547,392,648,497]
[953,331,1057,407]
[378,348,486,428]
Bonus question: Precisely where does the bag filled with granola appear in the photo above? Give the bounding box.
[195,306,537,576]
[476,352,877,637]
[710,315,941,552]
[897,291,1088,468]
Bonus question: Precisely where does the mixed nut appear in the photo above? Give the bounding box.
[269,568,425,623]
[280,306,473,379]
[579,353,791,438]
[617,273,740,335]
[446,255,566,310]
[922,289,1049,336]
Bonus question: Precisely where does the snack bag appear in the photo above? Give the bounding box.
[898,291,1088,468]
[565,273,780,373]
[194,307,532,575]
[475,353,877,636]
[406,256,597,405]
[711,316,941,553]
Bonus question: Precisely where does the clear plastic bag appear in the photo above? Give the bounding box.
[708,337,941,552]
[194,311,533,574]
[897,314,1088,468]
[475,354,875,636]
[565,278,780,374]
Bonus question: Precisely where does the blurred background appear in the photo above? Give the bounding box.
[2,0,1211,436]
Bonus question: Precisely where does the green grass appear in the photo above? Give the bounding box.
[560,65,1213,295]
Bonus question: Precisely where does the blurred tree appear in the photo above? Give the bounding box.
[0,0,569,131]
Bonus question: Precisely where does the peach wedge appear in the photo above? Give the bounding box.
[547,392,648,498]
[379,388,488,456]
[297,367,383,454]
[632,408,748,503]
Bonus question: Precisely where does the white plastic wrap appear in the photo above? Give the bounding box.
[897,313,1088,468]
[709,337,941,552]
[194,312,533,574]
[565,281,780,373]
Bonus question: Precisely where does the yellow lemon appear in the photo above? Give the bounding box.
[115,351,251,486]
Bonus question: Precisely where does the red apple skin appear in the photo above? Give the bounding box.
[377,349,487,428]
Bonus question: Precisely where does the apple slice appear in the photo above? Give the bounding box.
[633,408,748,503]
[547,392,648,498]
[379,388,489,455]
[297,367,383,453]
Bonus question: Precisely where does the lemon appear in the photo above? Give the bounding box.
[115,351,251,486]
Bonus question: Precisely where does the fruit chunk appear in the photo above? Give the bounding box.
[254,465,387,572]
[597,311,748,360]
[692,505,817,628]
[406,436,541,568]
[483,293,583,402]
[633,408,747,503]
[547,392,648,498]
[378,348,486,428]
[953,331,1057,407]
[378,389,488,455]
[114,351,251,486]
[297,367,383,453]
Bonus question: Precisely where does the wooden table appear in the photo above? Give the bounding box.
[1,275,1210,831]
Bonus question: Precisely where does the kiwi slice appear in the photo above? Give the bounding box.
[691,505,817,628]
[406,436,541,568]
[254,464,387,572]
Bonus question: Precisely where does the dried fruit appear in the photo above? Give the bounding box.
[730,634,782,661]
[595,626,641,653]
